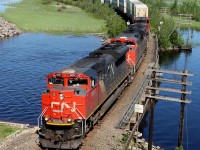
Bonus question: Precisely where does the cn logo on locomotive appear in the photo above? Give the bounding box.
[51,102,76,113]
[107,63,115,77]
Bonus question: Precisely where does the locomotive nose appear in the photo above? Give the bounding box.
[50,90,74,120]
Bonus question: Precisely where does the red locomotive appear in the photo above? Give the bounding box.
[38,21,148,149]
[110,22,148,72]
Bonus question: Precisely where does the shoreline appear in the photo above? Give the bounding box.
[0,17,22,39]
[0,121,39,150]
[1,0,106,35]
[0,121,30,129]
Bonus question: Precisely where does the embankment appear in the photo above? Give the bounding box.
[0,121,40,150]
[0,17,22,39]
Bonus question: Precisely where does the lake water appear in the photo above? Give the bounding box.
[0,30,199,150]
[0,33,102,125]
[0,0,21,12]
[142,30,200,150]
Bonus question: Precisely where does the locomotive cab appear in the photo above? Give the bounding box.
[39,70,97,149]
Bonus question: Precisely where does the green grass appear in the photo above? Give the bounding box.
[173,16,200,30]
[0,124,19,142]
[0,0,106,34]
[160,15,200,31]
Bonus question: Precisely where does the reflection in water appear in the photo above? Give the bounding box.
[181,29,200,46]
[0,0,21,12]
[159,51,180,67]
[159,51,192,70]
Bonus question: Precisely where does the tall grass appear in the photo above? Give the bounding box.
[1,0,106,34]
[173,16,200,30]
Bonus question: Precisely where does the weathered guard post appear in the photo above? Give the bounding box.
[178,70,187,147]
[148,69,157,150]
[121,35,193,149]
[146,68,193,149]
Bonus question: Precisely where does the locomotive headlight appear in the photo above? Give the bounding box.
[67,118,72,123]
[74,127,80,133]
[59,93,64,100]
[45,117,49,121]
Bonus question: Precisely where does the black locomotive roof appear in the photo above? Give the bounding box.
[123,24,147,34]
[119,24,147,40]
[59,43,128,79]
[60,56,105,79]
[89,43,129,61]
[119,32,141,41]
[71,57,104,71]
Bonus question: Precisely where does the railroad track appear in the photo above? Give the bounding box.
[80,35,156,150]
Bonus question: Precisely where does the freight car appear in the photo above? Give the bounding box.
[104,0,150,31]
[104,0,148,18]
[38,42,136,149]
[127,0,148,18]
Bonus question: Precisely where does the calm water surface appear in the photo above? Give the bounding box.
[0,0,21,12]
[143,30,200,150]
[0,33,102,125]
[0,30,200,150]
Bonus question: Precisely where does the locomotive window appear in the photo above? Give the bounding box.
[135,20,146,23]
[48,77,64,85]
[126,42,135,45]
[68,78,88,86]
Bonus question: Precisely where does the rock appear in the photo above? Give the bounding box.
[137,138,145,143]
[134,131,142,137]
[0,17,22,39]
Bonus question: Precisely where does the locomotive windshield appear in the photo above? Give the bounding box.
[68,78,88,86]
[48,77,64,85]
[126,41,135,45]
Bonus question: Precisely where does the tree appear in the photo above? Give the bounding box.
[171,0,178,15]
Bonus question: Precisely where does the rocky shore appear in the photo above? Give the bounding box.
[0,17,22,39]
[129,131,162,150]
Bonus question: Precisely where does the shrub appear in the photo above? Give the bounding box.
[57,7,63,12]
[141,0,184,48]
[170,30,184,46]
